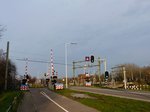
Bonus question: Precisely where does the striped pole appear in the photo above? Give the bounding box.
[25,58,28,78]
[47,58,51,78]
[51,49,55,77]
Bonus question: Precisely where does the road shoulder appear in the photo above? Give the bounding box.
[17,92,36,112]
[42,88,100,112]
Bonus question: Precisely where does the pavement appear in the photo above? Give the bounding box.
[17,88,100,112]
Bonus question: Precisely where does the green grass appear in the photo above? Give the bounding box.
[0,91,23,112]
[55,89,150,112]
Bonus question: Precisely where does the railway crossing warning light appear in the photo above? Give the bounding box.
[46,78,50,83]
[52,79,57,84]
[26,75,29,79]
[22,79,27,85]
[53,76,57,79]
[46,78,50,86]
[51,75,57,84]
[91,55,94,63]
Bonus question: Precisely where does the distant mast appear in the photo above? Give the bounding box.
[25,58,28,78]
[47,58,51,79]
[51,49,55,77]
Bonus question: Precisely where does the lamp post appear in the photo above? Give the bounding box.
[65,43,77,88]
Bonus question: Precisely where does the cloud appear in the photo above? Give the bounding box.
[1,0,150,76]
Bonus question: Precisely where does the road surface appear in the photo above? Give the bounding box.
[70,86,150,102]
[17,88,99,112]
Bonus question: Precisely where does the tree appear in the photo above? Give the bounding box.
[142,66,150,84]
[0,25,6,38]
[0,55,18,91]
[0,58,6,91]
[112,63,140,83]
[112,63,150,85]
[122,63,140,82]
[28,76,37,84]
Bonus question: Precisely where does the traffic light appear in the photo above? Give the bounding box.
[105,71,109,79]
[91,55,94,63]
[46,78,50,86]
[85,78,90,82]
[46,78,50,83]
[51,79,57,84]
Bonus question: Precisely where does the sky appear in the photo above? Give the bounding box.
[0,0,150,78]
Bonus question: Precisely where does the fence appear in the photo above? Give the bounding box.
[126,85,150,90]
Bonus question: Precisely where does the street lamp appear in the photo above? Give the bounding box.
[65,42,77,88]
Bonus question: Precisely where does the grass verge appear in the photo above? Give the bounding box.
[0,90,23,112]
[55,89,150,112]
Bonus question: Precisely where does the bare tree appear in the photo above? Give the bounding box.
[28,76,37,84]
[142,66,150,84]
[0,25,6,38]
[0,58,18,91]
[112,63,140,83]
[112,63,150,85]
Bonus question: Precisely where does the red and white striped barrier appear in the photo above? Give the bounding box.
[85,82,91,86]
[55,84,63,90]
[20,85,29,90]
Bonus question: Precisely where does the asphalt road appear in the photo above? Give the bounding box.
[17,88,99,112]
[70,86,150,102]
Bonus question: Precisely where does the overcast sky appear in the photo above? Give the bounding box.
[0,0,150,78]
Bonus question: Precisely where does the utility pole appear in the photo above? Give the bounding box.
[123,67,127,89]
[112,66,127,89]
[111,70,115,87]
[98,57,101,86]
[65,43,77,88]
[104,59,107,72]
[4,41,9,90]
[65,43,68,88]
[73,61,75,85]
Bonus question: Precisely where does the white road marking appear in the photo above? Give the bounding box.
[40,91,69,112]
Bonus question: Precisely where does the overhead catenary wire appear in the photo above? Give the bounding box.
[16,58,72,66]
[10,50,64,60]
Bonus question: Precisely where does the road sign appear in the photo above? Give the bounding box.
[85,56,90,61]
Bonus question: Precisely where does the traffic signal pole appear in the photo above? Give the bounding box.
[72,57,106,86]
[98,57,101,86]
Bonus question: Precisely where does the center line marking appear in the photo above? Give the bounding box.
[40,91,69,112]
